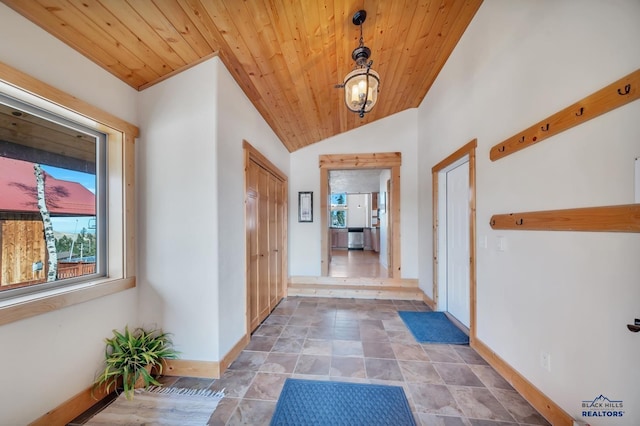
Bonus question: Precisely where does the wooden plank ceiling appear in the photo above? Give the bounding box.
[2,0,482,152]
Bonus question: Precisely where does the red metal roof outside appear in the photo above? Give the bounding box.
[0,156,95,216]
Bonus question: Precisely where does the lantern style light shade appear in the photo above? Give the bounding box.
[343,67,380,116]
[337,9,381,118]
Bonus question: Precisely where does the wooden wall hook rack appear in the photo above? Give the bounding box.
[490,68,640,161]
[489,204,640,232]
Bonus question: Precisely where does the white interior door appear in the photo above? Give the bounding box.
[445,161,470,327]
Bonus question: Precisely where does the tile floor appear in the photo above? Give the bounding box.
[81,297,551,425]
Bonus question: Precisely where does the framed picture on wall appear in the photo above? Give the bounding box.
[298,191,313,222]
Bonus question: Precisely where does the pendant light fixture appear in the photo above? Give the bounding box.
[337,10,380,118]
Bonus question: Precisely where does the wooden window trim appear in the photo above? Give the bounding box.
[0,61,138,326]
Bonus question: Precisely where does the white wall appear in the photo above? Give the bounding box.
[137,60,220,360]
[215,58,289,357]
[0,4,139,425]
[289,109,419,277]
[138,56,289,361]
[417,1,640,424]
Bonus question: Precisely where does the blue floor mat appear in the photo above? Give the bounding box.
[398,311,469,344]
[270,378,416,426]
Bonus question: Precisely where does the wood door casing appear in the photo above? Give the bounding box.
[246,163,260,330]
[268,174,279,308]
[432,139,477,341]
[319,152,402,278]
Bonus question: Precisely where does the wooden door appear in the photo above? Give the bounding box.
[257,166,271,321]
[245,142,288,334]
[268,174,279,308]
[275,178,285,304]
[246,164,260,331]
[445,161,471,327]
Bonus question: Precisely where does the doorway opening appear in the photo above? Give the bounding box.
[327,169,388,278]
[432,140,477,340]
[319,152,402,279]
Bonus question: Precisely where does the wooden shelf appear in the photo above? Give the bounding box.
[490,68,640,161]
[490,204,640,233]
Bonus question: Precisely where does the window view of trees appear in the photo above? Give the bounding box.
[331,210,347,227]
[330,192,347,228]
[55,227,97,260]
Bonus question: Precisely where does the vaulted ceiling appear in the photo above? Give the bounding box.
[2,0,482,152]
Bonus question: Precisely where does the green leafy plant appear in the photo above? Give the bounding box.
[93,326,179,399]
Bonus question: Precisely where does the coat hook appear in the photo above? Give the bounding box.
[497,146,505,152]
[515,218,524,225]
[518,136,525,143]
[576,107,584,116]
[618,84,631,95]
[541,123,549,131]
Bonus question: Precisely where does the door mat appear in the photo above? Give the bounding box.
[398,311,469,344]
[270,378,416,425]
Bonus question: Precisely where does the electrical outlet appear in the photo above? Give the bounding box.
[541,352,551,372]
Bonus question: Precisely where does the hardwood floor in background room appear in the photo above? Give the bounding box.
[329,249,387,278]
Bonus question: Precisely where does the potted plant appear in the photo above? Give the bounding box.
[93,326,179,399]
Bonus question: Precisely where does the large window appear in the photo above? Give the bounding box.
[0,95,106,298]
[0,62,137,325]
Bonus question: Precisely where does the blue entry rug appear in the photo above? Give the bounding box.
[270,379,416,426]
[398,311,469,345]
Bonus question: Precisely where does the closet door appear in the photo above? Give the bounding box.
[245,142,288,334]
[275,179,285,302]
[268,174,279,308]
[257,166,271,321]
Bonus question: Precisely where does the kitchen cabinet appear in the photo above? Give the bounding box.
[331,228,348,249]
[363,228,372,250]
[371,227,380,252]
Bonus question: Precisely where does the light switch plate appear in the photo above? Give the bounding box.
[497,236,507,251]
